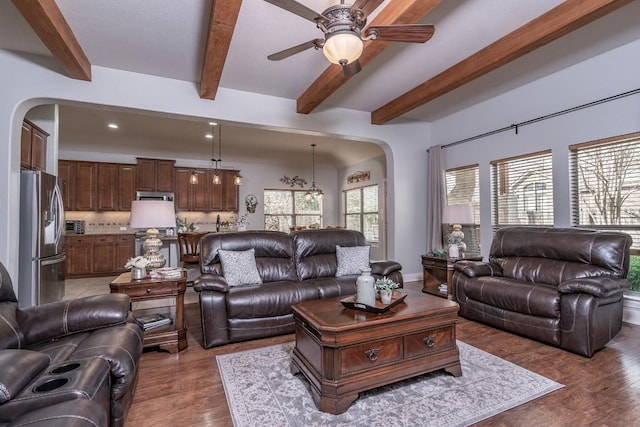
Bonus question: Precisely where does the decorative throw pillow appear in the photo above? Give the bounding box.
[335,245,370,277]
[218,248,263,287]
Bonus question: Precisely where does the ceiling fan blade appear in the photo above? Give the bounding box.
[350,0,384,18]
[267,39,323,61]
[342,59,362,76]
[263,0,327,24]
[367,24,435,43]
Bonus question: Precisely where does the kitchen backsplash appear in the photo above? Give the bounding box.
[65,211,243,234]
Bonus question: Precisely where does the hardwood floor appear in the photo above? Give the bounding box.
[125,282,640,426]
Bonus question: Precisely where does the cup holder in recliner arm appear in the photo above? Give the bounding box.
[50,362,81,374]
[33,378,69,393]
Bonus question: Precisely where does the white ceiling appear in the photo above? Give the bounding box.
[2,0,640,165]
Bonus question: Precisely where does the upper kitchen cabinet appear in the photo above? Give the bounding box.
[136,158,175,192]
[58,160,97,211]
[58,160,75,211]
[59,160,136,212]
[175,168,208,212]
[207,169,240,212]
[97,163,137,211]
[20,119,48,171]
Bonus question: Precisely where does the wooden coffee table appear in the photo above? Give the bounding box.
[290,289,461,414]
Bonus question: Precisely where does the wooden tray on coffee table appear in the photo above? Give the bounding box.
[340,290,407,313]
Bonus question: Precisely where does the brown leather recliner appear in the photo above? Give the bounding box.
[0,262,143,427]
[194,229,403,348]
[453,227,632,357]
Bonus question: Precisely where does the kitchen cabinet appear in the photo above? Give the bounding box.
[20,119,48,171]
[206,169,239,212]
[59,160,136,212]
[66,234,135,278]
[175,168,208,211]
[58,160,75,211]
[136,158,175,192]
[97,163,137,211]
[118,164,137,211]
[74,162,97,211]
[65,235,92,276]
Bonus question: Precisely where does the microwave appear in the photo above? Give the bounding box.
[65,220,85,234]
[136,191,175,201]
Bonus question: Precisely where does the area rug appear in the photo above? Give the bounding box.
[216,341,563,427]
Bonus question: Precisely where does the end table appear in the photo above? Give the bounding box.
[421,255,482,300]
[110,272,187,353]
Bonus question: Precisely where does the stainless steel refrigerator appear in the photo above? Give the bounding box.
[18,170,66,308]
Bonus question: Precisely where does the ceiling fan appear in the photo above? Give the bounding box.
[264,0,435,76]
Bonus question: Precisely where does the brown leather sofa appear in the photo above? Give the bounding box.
[0,262,143,427]
[453,227,632,357]
[194,229,403,348]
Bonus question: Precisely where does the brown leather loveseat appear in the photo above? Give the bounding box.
[0,262,143,427]
[194,229,403,348]
[453,227,632,357]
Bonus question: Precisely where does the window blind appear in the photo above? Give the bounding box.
[491,150,553,230]
[570,132,640,250]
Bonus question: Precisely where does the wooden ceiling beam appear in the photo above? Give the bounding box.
[296,0,441,114]
[200,0,243,100]
[11,0,91,81]
[371,0,632,125]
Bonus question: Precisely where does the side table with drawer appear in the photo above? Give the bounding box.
[421,254,482,299]
[109,272,187,353]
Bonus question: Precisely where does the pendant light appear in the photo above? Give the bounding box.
[210,122,222,185]
[189,170,199,184]
[304,144,324,201]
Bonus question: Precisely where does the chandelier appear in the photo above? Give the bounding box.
[305,144,324,201]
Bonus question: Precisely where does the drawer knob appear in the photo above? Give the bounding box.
[146,288,152,294]
[364,348,380,363]
[423,336,436,348]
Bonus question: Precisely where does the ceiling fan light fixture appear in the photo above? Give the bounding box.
[322,31,363,65]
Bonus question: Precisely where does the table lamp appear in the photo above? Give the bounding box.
[129,200,176,269]
[443,204,473,258]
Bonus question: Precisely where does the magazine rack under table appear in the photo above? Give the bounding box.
[110,271,187,353]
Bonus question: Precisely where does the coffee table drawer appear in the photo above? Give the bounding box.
[340,338,402,375]
[403,326,455,358]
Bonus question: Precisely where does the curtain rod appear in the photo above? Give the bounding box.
[442,87,640,149]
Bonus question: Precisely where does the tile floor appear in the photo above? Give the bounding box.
[64,274,199,310]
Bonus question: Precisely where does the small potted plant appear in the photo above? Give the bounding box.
[124,256,150,279]
[375,276,399,304]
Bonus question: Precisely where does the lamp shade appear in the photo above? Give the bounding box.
[443,204,473,224]
[129,200,176,229]
[322,31,363,65]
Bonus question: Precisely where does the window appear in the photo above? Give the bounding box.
[344,184,379,243]
[491,150,553,230]
[570,132,640,292]
[263,190,322,232]
[445,164,480,254]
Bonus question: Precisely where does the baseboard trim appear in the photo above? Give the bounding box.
[623,294,640,326]
[403,272,422,284]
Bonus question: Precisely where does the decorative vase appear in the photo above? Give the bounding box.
[130,267,145,280]
[237,224,247,232]
[380,289,393,305]
[448,243,459,258]
[356,268,376,306]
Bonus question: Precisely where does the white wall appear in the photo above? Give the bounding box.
[432,38,640,256]
[338,155,387,260]
[0,50,431,290]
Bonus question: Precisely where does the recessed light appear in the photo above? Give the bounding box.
[205,134,213,139]
[107,123,119,129]
[208,121,217,126]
